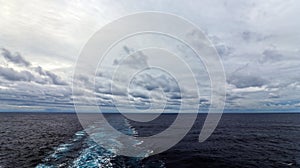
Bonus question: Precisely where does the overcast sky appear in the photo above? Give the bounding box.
[0,0,300,112]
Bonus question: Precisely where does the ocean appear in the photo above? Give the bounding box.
[0,113,299,168]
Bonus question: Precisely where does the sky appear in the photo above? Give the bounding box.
[0,0,300,112]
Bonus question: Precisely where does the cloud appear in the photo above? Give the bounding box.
[129,89,149,99]
[265,101,298,108]
[0,49,71,111]
[0,48,67,85]
[241,31,272,43]
[0,80,73,111]
[113,46,149,69]
[44,70,67,85]
[259,48,283,64]
[1,48,31,66]
[0,66,66,85]
[130,73,180,93]
[227,74,268,89]
[1,1,300,111]
[93,55,202,110]
[226,93,244,101]
[0,67,34,82]
[268,93,280,99]
[227,62,268,90]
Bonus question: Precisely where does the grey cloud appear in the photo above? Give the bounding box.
[129,89,149,99]
[96,80,127,97]
[265,101,292,107]
[169,92,181,100]
[0,67,34,82]
[113,46,148,69]
[123,46,134,54]
[209,35,234,58]
[1,48,31,66]
[226,94,244,101]
[228,62,268,89]
[228,74,268,88]
[95,68,188,109]
[44,71,67,85]
[225,93,244,107]
[268,93,280,99]
[130,73,181,96]
[0,81,72,111]
[259,48,283,64]
[34,65,67,85]
[199,98,210,107]
[0,48,73,110]
[0,48,67,85]
[215,44,234,58]
[241,31,272,42]
[199,98,209,103]
[110,86,127,97]
[34,66,47,76]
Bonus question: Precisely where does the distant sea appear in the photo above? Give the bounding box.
[0,113,299,168]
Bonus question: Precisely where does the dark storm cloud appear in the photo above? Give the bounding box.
[1,48,31,66]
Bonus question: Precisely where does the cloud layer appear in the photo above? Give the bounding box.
[0,1,300,112]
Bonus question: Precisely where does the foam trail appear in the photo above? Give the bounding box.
[70,117,158,167]
[36,130,87,168]
[36,116,165,168]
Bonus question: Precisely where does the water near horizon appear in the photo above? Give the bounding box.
[0,113,299,168]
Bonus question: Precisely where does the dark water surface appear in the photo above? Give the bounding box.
[0,113,299,168]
